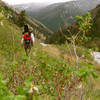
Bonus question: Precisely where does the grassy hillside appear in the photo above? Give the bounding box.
[0,19,22,57]
[0,0,53,39]
[0,1,100,100]
[0,18,100,100]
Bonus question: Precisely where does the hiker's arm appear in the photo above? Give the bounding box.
[31,33,35,43]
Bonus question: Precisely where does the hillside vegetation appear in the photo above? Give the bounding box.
[0,1,100,100]
[47,4,100,51]
[0,13,100,100]
[0,0,53,39]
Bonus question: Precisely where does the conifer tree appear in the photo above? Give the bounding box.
[18,10,26,27]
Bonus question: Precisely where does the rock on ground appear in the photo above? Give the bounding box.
[91,52,100,64]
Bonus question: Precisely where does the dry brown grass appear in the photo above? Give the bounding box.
[42,45,61,58]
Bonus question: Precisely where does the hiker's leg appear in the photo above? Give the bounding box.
[30,40,33,47]
[24,45,28,56]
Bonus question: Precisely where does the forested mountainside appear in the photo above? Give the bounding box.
[47,4,100,50]
[14,0,100,32]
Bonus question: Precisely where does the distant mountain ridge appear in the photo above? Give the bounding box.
[76,0,100,11]
[14,2,49,12]
[14,0,100,32]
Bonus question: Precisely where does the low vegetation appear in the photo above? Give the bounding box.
[0,3,100,100]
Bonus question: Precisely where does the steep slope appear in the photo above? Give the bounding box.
[0,0,53,38]
[0,19,22,59]
[30,1,84,32]
[14,0,100,32]
[15,1,84,32]
[47,4,100,50]
[91,4,100,37]
[88,4,100,49]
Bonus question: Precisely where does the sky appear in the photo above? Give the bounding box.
[2,0,73,5]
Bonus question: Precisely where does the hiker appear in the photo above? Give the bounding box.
[21,24,35,47]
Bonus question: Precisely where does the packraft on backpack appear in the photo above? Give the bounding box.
[24,32,31,44]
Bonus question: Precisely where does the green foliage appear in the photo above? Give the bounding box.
[76,12,92,34]
[0,8,6,13]
[45,12,98,99]
[0,13,4,22]
[76,62,98,81]
[0,7,12,20]
[70,12,92,45]
[0,8,5,22]
[17,10,26,27]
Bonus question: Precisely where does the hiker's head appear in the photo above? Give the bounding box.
[24,24,29,32]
